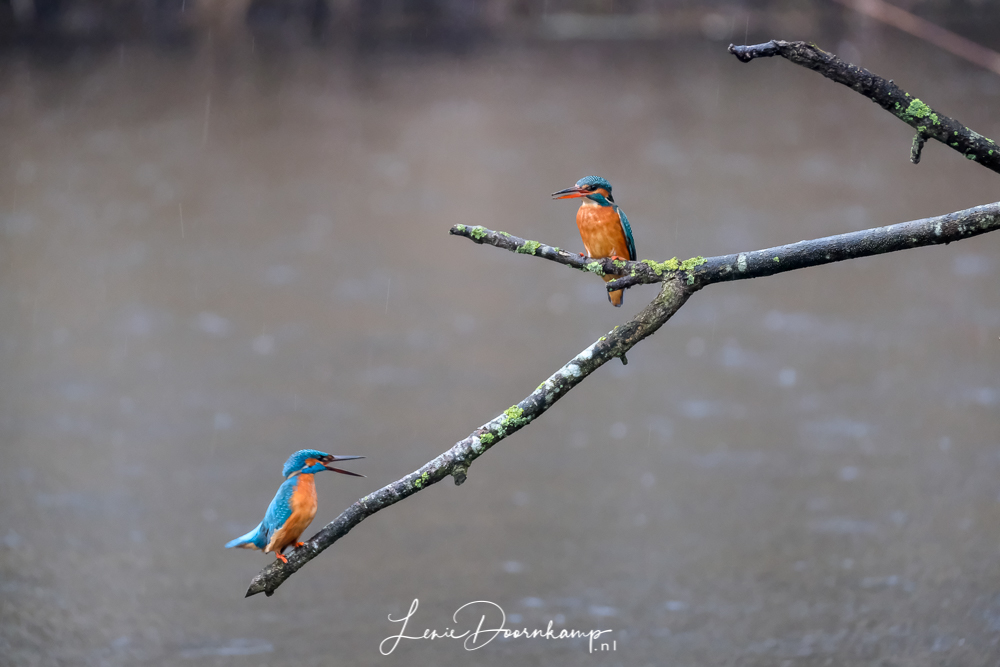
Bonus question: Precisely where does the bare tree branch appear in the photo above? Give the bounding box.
[689,202,1000,285]
[244,43,1000,598]
[728,40,1000,172]
[451,201,1000,294]
[245,278,692,597]
[447,224,671,288]
[247,199,1000,597]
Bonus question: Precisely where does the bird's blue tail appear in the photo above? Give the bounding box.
[226,523,267,550]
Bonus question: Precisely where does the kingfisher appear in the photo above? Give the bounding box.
[225,450,364,563]
[552,176,636,307]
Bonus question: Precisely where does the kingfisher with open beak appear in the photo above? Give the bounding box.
[225,450,364,563]
[551,176,636,307]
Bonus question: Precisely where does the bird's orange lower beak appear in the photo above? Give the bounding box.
[322,455,366,477]
[551,186,587,199]
[324,466,366,477]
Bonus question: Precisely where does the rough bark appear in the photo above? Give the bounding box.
[728,40,1000,172]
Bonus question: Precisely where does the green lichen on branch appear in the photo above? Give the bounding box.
[477,405,532,448]
[640,258,679,276]
[470,226,488,240]
[899,98,939,126]
[585,261,605,276]
[502,405,531,429]
[412,471,431,489]
[679,256,707,271]
[454,224,466,232]
[516,240,542,255]
[638,256,706,277]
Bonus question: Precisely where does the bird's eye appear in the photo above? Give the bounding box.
[586,185,596,191]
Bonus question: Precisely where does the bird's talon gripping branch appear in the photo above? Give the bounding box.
[276,553,288,564]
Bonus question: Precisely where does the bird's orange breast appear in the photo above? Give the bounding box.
[576,204,629,261]
[266,474,318,554]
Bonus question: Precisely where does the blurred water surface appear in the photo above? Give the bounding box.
[1,20,1000,666]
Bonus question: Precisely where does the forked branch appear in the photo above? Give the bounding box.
[245,43,1000,598]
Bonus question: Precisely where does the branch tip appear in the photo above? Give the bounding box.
[728,40,781,63]
[911,132,927,164]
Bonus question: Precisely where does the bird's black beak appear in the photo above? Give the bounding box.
[321,455,366,477]
[551,185,588,199]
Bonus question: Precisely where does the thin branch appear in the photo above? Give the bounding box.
[448,224,669,288]
[728,40,1000,173]
[451,201,1000,294]
[245,278,692,597]
[688,201,1000,286]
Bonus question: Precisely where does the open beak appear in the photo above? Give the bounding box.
[322,455,366,477]
[551,185,588,199]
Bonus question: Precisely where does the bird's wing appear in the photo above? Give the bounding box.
[615,205,637,261]
[261,476,297,539]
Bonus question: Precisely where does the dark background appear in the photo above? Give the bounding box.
[1,1,999,665]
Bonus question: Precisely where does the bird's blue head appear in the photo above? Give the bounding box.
[282,449,365,478]
[551,176,615,204]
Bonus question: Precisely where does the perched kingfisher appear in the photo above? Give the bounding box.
[552,176,636,307]
[225,450,364,563]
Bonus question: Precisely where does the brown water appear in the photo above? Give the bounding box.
[2,23,1000,667]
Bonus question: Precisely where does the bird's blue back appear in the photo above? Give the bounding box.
[262,475,297,534]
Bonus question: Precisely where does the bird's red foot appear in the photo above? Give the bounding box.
[293,542,306,548]
[275,553,289,564]
[610,255,626,261]
[579,252,587,257]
